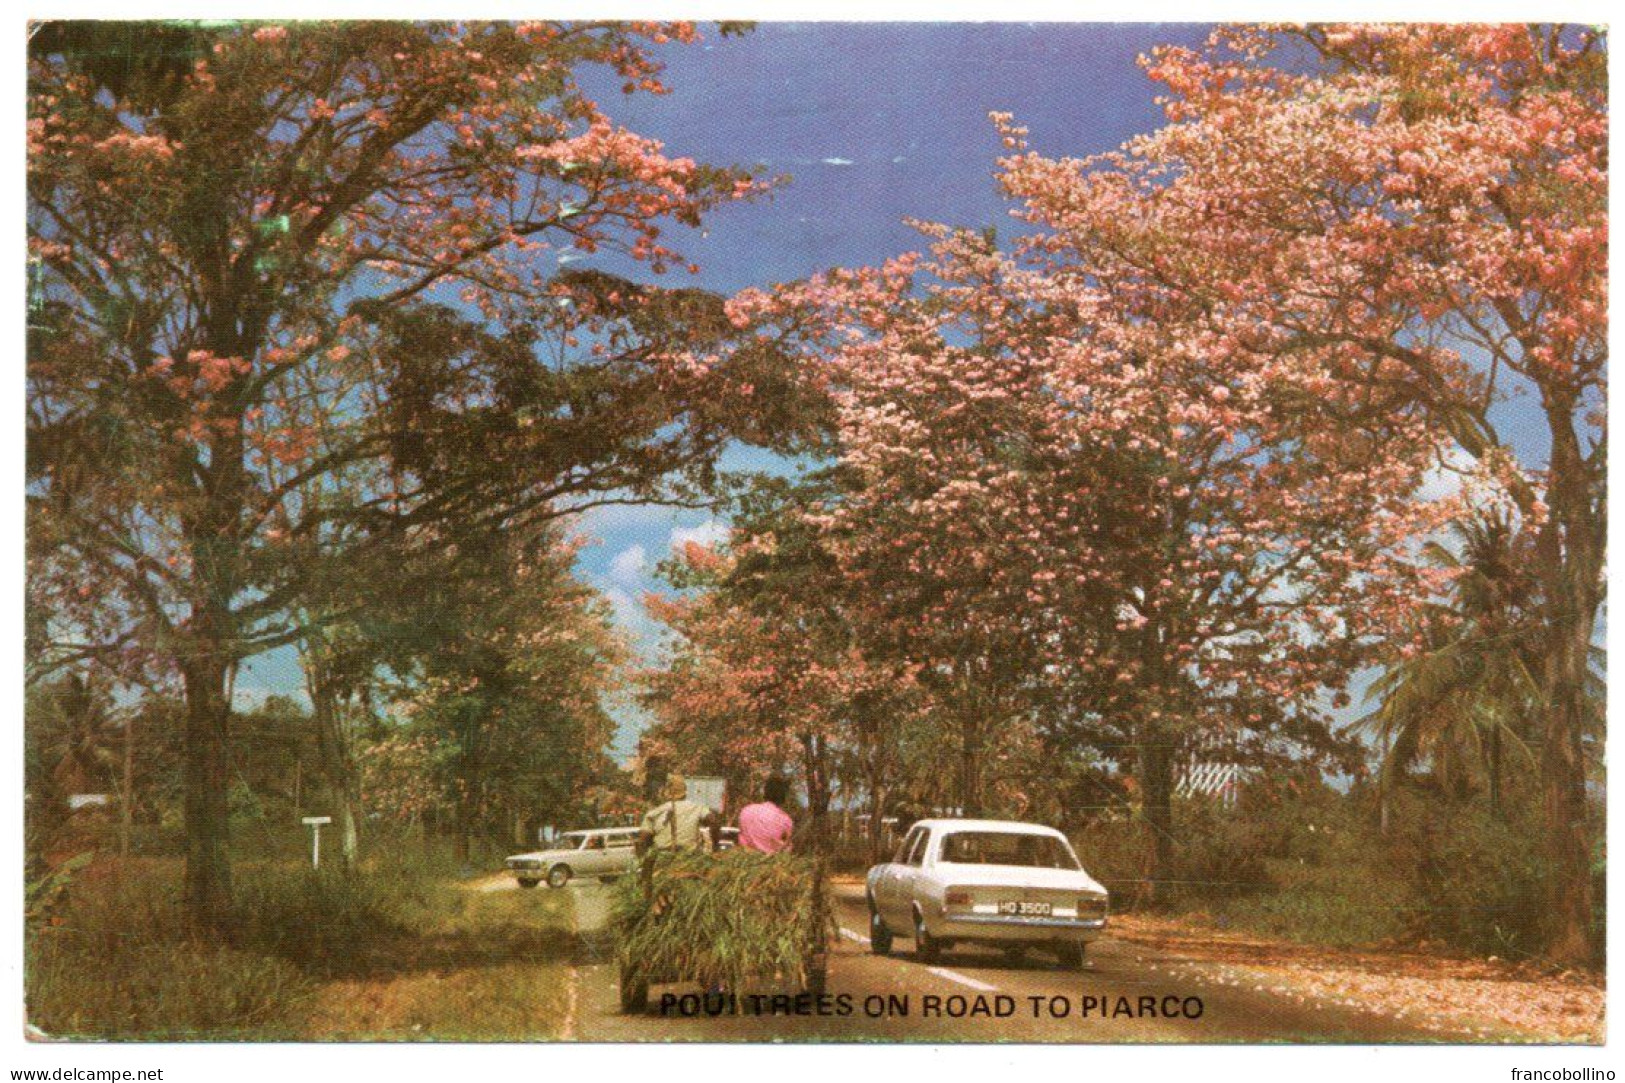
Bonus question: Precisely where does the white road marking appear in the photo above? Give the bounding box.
[926,966,997,992]
[560,963,579,1041]
[838,919,997,993]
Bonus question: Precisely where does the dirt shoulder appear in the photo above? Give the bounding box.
[303,875,579,1040]
[1108,912,1604,1043]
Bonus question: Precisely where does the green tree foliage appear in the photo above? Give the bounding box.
[28,20,780,922]
[1361,511,1604,814]
[375,525,625,855]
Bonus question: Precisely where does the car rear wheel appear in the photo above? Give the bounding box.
[1055,942,1086,970]
[547,864,572,889]
[517,878,540,889]
[912,908,941,963]
[869,902,893,955]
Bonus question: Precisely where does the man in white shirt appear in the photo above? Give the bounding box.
[636,774,718,855]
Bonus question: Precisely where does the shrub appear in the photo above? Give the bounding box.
[228,862,436,975]
[1385,795,1549,957]
[1167,799,1275,902]
[1071,801,1275,911]
[25,858,312,1039]
[1212,853,1419,947]
[1071,816,1153,909]
[29,937,311,1040]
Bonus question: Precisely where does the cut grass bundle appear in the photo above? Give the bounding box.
[612,849,832,999]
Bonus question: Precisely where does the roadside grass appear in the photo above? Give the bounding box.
[1175,857,1416,949]
[307,887,576,1040]
[27,858,315,1040]
[26,848,579,1041]
[1077,794,1558,961]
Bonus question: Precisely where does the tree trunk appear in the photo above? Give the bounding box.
[1487,724,1503,820]
[800,733,831,852]
[1533,400,1602,965]
[178,352,251,927]
[1138,726,1175,903]
[308,660,361,872]
[867,776,890,864]
[182,654,232,927]
[1378,731,1392,837]
[857,701,895,863]
[119,713,136,857]
[1540,608,1597,964]
[340,802,360,871]
[957,711,983,817]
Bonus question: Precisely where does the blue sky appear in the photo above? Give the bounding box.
[565,23,1228,754]
[235,23,1560,757]
[240,23,1219,746]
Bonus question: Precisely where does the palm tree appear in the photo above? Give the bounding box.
[31,672,122,801]
[1358,511,1596,817]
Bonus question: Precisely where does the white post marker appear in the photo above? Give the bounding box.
[302,816,332,868]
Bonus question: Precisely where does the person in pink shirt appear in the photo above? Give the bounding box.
[736,776,795,854]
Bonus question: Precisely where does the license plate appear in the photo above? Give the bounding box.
[998,900,1052,917]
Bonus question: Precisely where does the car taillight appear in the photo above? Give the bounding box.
[945,889,972,908]
[1078,896,1108,919]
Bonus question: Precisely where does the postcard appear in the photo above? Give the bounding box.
[18,14,1607,1064]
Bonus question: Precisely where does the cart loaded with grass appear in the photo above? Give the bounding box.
[611,848,833,1012]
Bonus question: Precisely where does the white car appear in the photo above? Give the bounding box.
[505,827,640,888]
[865,818,1109,968]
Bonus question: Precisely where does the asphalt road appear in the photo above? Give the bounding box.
[554,880,1488,1044]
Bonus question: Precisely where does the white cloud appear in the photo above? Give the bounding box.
[602,584,645,627]
[669,520,729,551]
[608,544,648,586]
[601,585,666,655]
[821,156,854,166]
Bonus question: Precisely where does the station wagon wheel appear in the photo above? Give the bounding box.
[517,878,540,889]
[868,900,893,955]
[912,907,940,963]
[547,864,572,889]
[1055,942,1086,970]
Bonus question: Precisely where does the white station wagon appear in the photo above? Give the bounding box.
[866,818,1109,968]
[505,827,640,889]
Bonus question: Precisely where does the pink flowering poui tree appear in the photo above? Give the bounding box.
[643,518,925,848]
[991,23,1604,958]
[357,733,457,832]
[725,208,1457,885]
[28,21,772,924]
